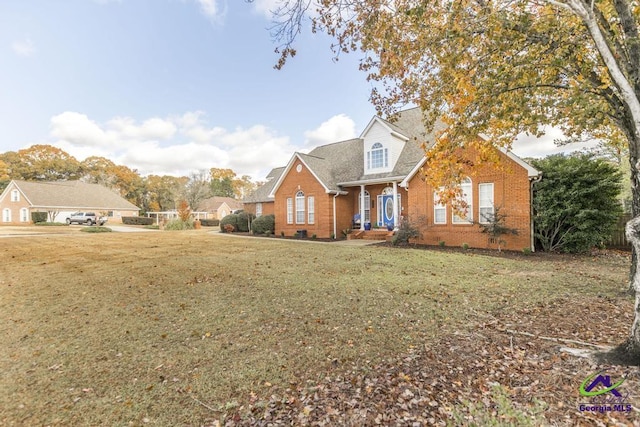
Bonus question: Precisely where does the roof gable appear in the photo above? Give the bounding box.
[197,196,242,211]
[243,167,285,203]
[8,180,140,210]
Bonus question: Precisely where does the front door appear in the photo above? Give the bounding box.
[383,195,394,226]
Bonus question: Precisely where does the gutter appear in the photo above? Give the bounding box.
[338,176,407,187]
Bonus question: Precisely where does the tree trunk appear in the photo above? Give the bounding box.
[625,216,640,354]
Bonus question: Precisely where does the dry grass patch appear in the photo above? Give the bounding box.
[0,232,633,425]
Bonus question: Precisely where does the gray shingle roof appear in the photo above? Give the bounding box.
[197,196,243,212]
[12,180,139,210]
[243,167,285,203]
[248,108,446,195]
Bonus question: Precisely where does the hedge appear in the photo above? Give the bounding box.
[122,216,154,226]
[164,219,194,230]
[220,212,255,232]
[251,214,275,235]
[31,212,48,223]
[200,219,220,227]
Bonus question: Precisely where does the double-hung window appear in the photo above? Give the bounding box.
[286,198,293,224]
[434,190,446,224]
[479,183,494,224]
[307,196,315,224]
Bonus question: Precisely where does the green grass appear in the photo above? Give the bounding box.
[0,232,630,425]
[79,226,112,233]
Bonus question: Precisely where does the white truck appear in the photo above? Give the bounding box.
[65,212,108,226]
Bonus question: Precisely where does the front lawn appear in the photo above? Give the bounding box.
[0,232,637,425]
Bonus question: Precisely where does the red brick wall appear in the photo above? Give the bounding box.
[274,160,336,238]
[407,147,533,251]
[243,201,275,218]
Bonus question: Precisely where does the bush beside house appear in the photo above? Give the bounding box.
[251,214,275,235]
[532,154,623,253]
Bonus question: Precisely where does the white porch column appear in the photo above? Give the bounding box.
[392,181,399,228]
[359,184,365,230]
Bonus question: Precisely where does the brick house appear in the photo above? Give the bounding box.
[242,167,284,218]
[197,196,243,220]
[244,108,540,250]
[0,180,140,225]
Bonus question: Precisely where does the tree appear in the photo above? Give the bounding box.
[15,145,81,181]
[261,0,640,353]
[233,174,259,199]
[144,175,187,212]
[532,154,622,252]
[210,167,236,197]
[183,170,212,211]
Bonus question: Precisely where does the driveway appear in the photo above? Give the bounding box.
[0,224,158,237]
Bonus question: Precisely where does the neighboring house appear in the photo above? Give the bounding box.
[243,167,284,218]
[244,107,541,250]
[197,196,243,220]
[0,180,140,225]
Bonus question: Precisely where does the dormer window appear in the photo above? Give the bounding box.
[367,143,388,169]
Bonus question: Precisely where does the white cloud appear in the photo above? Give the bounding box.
[304,114,357,147]
[50,112,113,148]
[251,0,283,18]
[48,111,295,179]
[11,38,36,57]
[107,117,177,140]
[195,0,226,22]
[511,126,599,159]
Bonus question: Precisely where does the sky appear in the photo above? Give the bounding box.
[0,0,593,181]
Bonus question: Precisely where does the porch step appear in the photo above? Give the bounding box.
[348,230,392,240]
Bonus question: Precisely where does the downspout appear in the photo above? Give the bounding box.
[333,192,340,239]
[529,174,543,252]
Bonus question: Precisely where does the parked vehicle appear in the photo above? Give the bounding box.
[66,212,108,226]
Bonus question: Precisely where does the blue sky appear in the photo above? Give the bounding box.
[0,0,586,180]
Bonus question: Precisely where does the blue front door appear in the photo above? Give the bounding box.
[382,194,394,226]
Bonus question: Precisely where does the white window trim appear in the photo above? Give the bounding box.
[452,178,473,224]
[295,191,305,224]
[286,198,293,224]
[479,183,495,224]
[2,208,11,223]
[10,190,19,202]
[369,142,388,169]
[256,203,263,217]
[358,191,371,223]
[307,196,315,224]
[19,208,29,222]
[434,190,446,224]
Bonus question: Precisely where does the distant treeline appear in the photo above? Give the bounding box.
[0,144,259,213]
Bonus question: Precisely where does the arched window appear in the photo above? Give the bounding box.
[367,143,388,169]
[10,190,20,202]
[295,191,305,224]
[452,178,473,223]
